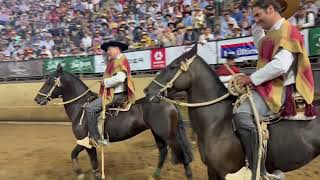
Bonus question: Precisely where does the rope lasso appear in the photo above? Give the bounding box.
[228,74,265,180]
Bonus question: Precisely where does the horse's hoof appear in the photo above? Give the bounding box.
[77,173,85,180]
[147,175,156,180]
[152,168,161,179]
[93,171,102,180]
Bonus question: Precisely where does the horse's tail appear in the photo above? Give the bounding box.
[170,105,193,165]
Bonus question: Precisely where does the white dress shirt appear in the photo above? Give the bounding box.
[104,54,127,93]
[250,18,296,86]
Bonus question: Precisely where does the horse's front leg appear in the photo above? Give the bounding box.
[71,145,86,179]
[86,147,101,180]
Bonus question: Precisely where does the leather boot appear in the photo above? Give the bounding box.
[233,113,259,180]
[87,112,100,146]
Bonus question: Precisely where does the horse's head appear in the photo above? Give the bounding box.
[34,63,64,105]
[144,44,198,103]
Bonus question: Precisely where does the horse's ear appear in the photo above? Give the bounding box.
[56,63,63,76]
[187,43,197,58]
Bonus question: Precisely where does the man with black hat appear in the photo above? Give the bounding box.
[84,41,135,146]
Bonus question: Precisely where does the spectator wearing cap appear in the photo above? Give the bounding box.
[158,27,176,47]
[224,21,236,38]
[147,25,158,41]
[183,26,197,45]
[39,45,52,59]
[199,27,214,43]
[136,0,147,17]
[232,4,243,24]
[193,7,205,29]
[216,51,240,88]
[154,15,165,29]
[141,31,153,47]
[305,0,318,15]
[113,0,123,13]
[240,9,254,27]
[24,48,37,60]
[175,24,186,46]
[199,0,209,10]
[40,34,55,51]
[73,0,85,13]
[289,5,315,28]
[220,9,237,37]
[92,30,103,49]
[204,0,215,16]
[163,14,174,27]
[82,31,93,50]
[132,26,143,42]
[117,28,127,42]
[232,26,242,38]
[182,10,193,27]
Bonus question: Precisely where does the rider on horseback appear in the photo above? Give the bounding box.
[229,0,315,179]
[86,41,135,146]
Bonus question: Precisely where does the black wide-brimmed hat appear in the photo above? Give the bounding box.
[100,41,129,51]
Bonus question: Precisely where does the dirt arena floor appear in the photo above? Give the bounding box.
[0,124,319,180]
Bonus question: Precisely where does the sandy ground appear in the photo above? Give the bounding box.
[0,124,319,180]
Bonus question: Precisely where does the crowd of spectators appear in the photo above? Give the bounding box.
[0,0,319,61]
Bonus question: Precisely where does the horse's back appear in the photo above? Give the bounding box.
[266,116,320,171]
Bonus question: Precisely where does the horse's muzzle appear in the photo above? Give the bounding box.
[34,96,48,106]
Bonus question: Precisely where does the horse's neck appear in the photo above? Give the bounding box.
[62,73,92,123]
[188,61,233,134]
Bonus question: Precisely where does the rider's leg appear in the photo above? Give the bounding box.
[232,91,272,180]
[234,112,259,180]
[85,97,103,144]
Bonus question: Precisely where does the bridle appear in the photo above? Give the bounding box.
[37,76,91,105]
[38,77,63,101]
[151,55,230,107]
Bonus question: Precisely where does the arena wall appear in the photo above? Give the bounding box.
[0,76,154,122]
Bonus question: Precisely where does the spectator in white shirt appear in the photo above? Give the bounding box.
[289,5,315,28]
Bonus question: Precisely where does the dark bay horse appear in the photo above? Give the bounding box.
[34,64,193,180]
[144,44,320,180]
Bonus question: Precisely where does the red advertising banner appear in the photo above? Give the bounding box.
[151,48,166,69]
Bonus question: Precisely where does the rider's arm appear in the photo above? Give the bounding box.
[250,49,294,86]
[252,23,265,49]
[103,71,126,88]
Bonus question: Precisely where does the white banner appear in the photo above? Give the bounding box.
[94,51,151,73]
[198,41,218,64]
[125,50,151,71]
[94,55,105,73]
[217,37,258,63]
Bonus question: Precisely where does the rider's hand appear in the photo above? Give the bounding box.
[237,75,252,88]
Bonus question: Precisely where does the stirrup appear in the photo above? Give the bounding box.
[89,138,100,148]
[261,173,281,180]
[225,166,252,180]
[98,139,109,146]
[76,137,92,149]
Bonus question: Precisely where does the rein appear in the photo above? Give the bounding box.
[38,77,99,105]
[152,55,230,107]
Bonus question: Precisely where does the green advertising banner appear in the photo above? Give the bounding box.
[308,27,320,56]
[43,55,95,74]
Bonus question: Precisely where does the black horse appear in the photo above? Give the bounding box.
[145,44,320,180]
[34,64,193,180]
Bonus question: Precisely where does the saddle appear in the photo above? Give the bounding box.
[105,98,132,117]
